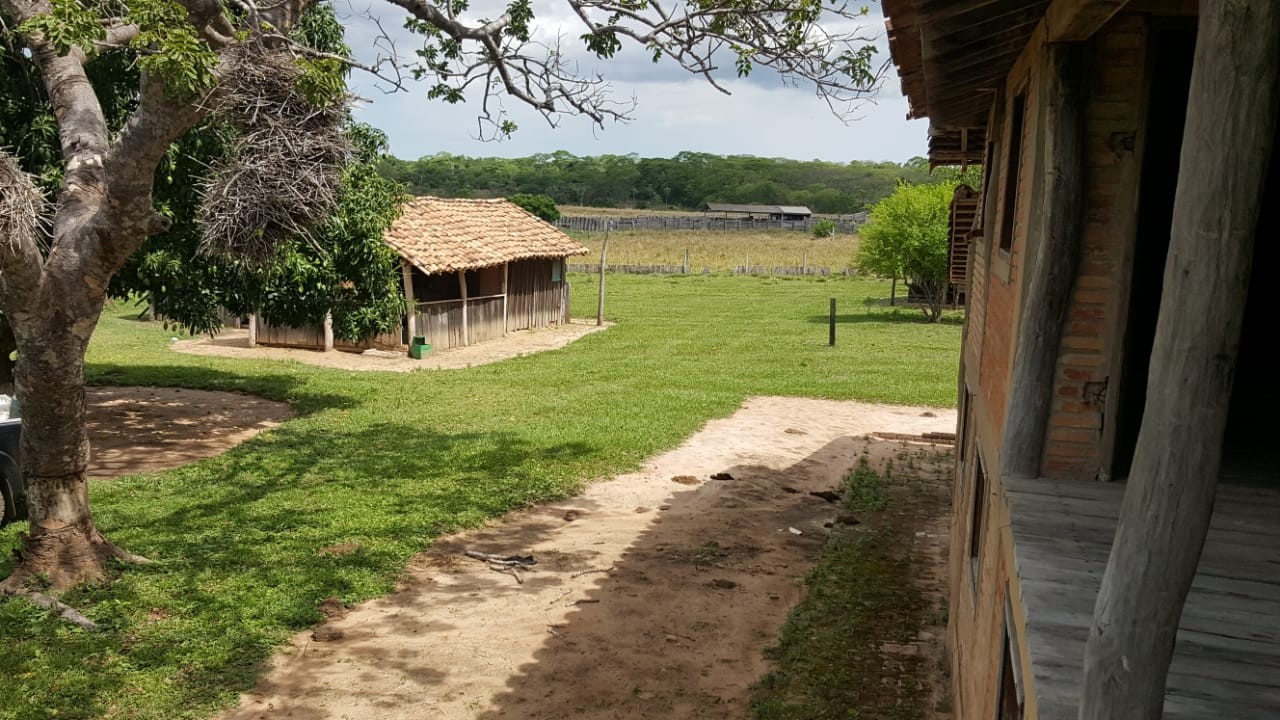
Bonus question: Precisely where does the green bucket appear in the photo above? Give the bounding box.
[409,337,431,359]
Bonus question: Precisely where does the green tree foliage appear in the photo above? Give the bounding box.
[811,219,837,238]
[82,4,404,342]
[856,181,957,323]
[507,193,561,222]
[379,153,935,214]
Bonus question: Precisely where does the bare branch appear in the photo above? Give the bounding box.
[377,0,883,139]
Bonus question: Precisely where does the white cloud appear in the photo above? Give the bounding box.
[337,0,928,162]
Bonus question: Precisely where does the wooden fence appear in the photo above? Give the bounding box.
[567,263,851,277]
[556,215,865,234]
[255,318,402,351]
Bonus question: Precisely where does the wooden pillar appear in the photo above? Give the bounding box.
[1080,3,1280,718]
[458,269,469,346]
[998,42,1088,479]
[402,261,416,343]
[597,224,610,326]
[247,313,257,348]
[502,262,509,335]
[322,311,334,352]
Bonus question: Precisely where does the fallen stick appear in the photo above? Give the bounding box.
[662,629,697,642]
[570,566,613,578]
[465,550,537,569]
[548,589,573,605]
[488,562,524,584]
[546,626,576,644]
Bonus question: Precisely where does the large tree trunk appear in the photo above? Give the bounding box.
[2,246,143,591]
[1079,2,1280,718]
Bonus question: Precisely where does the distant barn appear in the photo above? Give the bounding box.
[251,197,588,353]
[701,203,813,222]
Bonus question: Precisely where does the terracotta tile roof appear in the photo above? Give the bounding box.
[384,197,588,275]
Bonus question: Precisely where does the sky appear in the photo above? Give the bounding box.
[339,0,929,163]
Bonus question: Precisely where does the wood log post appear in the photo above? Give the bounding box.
[502,262,509,335]
[458,270,469,346]
[322,311,334,352]
[597,223,610,326]
[402,261,416,345]
[247,313,257,348]
[1080,4,1279,718]
[684,248,690,274]
[999,42,1088,479]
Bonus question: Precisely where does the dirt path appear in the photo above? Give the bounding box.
[171,320,609,373]
[86,386,291,479]
[220,397,955,720]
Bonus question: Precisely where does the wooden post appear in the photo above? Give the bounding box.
[322,311,334,352]
[999,42,1088,479]
[458,270,469,346]
[247,313,257,348]
[402,261,416,344]
[890,274,897,306]
[502,262,509,335]
[597,222,610,326]
[684,248,690,274]
[828,298,836,346]
[802,251,808,273]
[1081,3,1279,718]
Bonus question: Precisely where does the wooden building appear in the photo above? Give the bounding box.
[880,1,1279,718]
[253,197,588,353]
[701,202,813,221]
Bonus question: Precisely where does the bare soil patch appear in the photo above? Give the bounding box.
[171,320,608,373]
[219,397,954,720]
[86,386,291,479]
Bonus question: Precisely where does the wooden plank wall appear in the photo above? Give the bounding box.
[257,321,324,349]
[507,259,568,331]
[415,300,465,350]
[257,319,402,352]
[468,296,505,345]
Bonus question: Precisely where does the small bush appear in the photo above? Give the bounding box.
[811,219,837,238]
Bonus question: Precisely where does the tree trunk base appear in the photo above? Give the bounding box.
[1,523,147,592]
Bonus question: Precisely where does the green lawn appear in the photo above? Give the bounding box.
[0,274,960,720]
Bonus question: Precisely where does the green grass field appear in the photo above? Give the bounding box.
[569,229,860,271]
[0,274,959,720]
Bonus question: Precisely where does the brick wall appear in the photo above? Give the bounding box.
[1041,17,1147,480]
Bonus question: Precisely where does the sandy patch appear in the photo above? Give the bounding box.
[219,396,955,720]
[171,320,609,373]
[86,386,291,479]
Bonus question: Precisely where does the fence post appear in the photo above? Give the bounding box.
[684,248,690,274]
[597,222,610,326]
[829,298,837,347]
[247,313,257,348]
[323,311,334,352]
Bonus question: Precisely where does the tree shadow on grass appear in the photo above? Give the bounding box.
[85,362,356,414]
[806,310,964,326]
[0,415,597,720]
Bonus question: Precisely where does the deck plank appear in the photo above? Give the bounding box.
[1005,476,1280,717]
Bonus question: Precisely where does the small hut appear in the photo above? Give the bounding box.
[252,197,588,352]
[387,197,589,351]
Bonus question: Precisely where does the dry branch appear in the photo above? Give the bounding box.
[197,43,352,261]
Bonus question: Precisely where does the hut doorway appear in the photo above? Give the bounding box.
[1110,22,1278,484]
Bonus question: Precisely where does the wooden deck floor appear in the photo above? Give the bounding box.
[1003,476,1280,719]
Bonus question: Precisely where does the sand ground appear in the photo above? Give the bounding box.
[171,320,609,373]
[219,397,956,720]
[86,386,291,479]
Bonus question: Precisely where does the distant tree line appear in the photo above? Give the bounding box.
[377,152,937,214]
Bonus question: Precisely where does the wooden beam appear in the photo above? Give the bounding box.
[247,313,257,348]
[1080,2,1280,718]
[1046,0,1130,42]
[501,262,509,335]
[402,261,416,344]
[322,311,334,352]
[998,42,1088,479]
[458,270,469,346]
